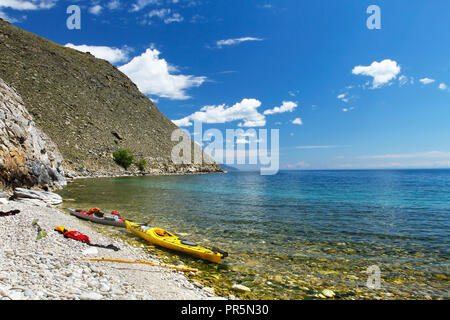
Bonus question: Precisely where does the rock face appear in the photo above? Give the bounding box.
[0,78,65,189]
[0,19,222,176]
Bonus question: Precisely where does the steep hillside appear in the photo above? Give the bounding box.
[0,19,221,176]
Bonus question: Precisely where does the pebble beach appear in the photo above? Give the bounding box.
[0,196,224,300]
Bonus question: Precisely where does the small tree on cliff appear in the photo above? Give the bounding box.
[113,149,134,170]
[135,159,147,172]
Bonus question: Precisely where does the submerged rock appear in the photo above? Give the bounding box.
[232,284,251,293]
[322,289,335,298]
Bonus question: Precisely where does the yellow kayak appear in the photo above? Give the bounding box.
[125,221,228,263]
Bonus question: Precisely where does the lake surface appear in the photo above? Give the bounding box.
[57,170,450,299]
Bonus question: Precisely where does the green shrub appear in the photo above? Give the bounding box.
[113,149,134,170]
[135,159,147,172]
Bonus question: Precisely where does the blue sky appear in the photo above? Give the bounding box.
[1,0,450,170]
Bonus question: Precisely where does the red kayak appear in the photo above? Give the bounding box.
[68,208,126,228]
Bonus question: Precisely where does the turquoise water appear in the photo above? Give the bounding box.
[57,170,450,299]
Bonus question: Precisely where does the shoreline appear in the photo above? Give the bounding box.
[64,170,227,182]
[0,197,226,300]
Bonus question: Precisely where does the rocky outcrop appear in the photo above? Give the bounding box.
[0,78,65,190]
[13,187,63,205]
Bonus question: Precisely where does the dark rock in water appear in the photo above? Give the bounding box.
[0,78,66,190]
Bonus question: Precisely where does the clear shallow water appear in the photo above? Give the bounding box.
[57,170,450,299]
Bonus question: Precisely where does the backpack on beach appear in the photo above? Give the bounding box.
[54,226,119,251]
[54,226,90,243]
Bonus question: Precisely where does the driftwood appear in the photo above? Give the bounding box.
[81,257,198,273]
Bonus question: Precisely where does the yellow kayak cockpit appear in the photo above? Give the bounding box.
[154,228,174,238]
[125,221,228,263]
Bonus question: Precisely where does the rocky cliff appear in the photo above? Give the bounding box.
[0,78,65,189]
[0,18,221,180]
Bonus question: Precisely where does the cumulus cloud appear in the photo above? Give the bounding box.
[292,118,303,125]
[263,101,298,115]
[172,98,266,127]
[131,0,161,12]
[119,48,206,100]
[352,59,401,89]
[0,0,57,10]
[89,5,103,15]
[419,77,435,85]
[216,37,263,48]
[65,43,131,64]
[439,83,448,91]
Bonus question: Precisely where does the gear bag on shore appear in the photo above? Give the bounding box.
[54,226,119,251]
[0,209,20,217]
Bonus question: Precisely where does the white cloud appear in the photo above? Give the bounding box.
[148,8,170,18]
[0,9,19,22]
[106,0,121,10]
[439,83,448,91]
[164,12,183,23]
[146,8,183,24]
[119,48,206,100]
[0,0,57,10]
[216,37,263,48]
[352,59,401,89]
[337,93,349,103]
[65,43,130,64]
[263,101,298,115]
[89,5,103,15]
[171,117,192,127]
[342,106,355,112]
[292,118,303,125]
[235,131,261,144]
[131,0,161,12]
[419,77,435,85]
[172,98,266,127]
